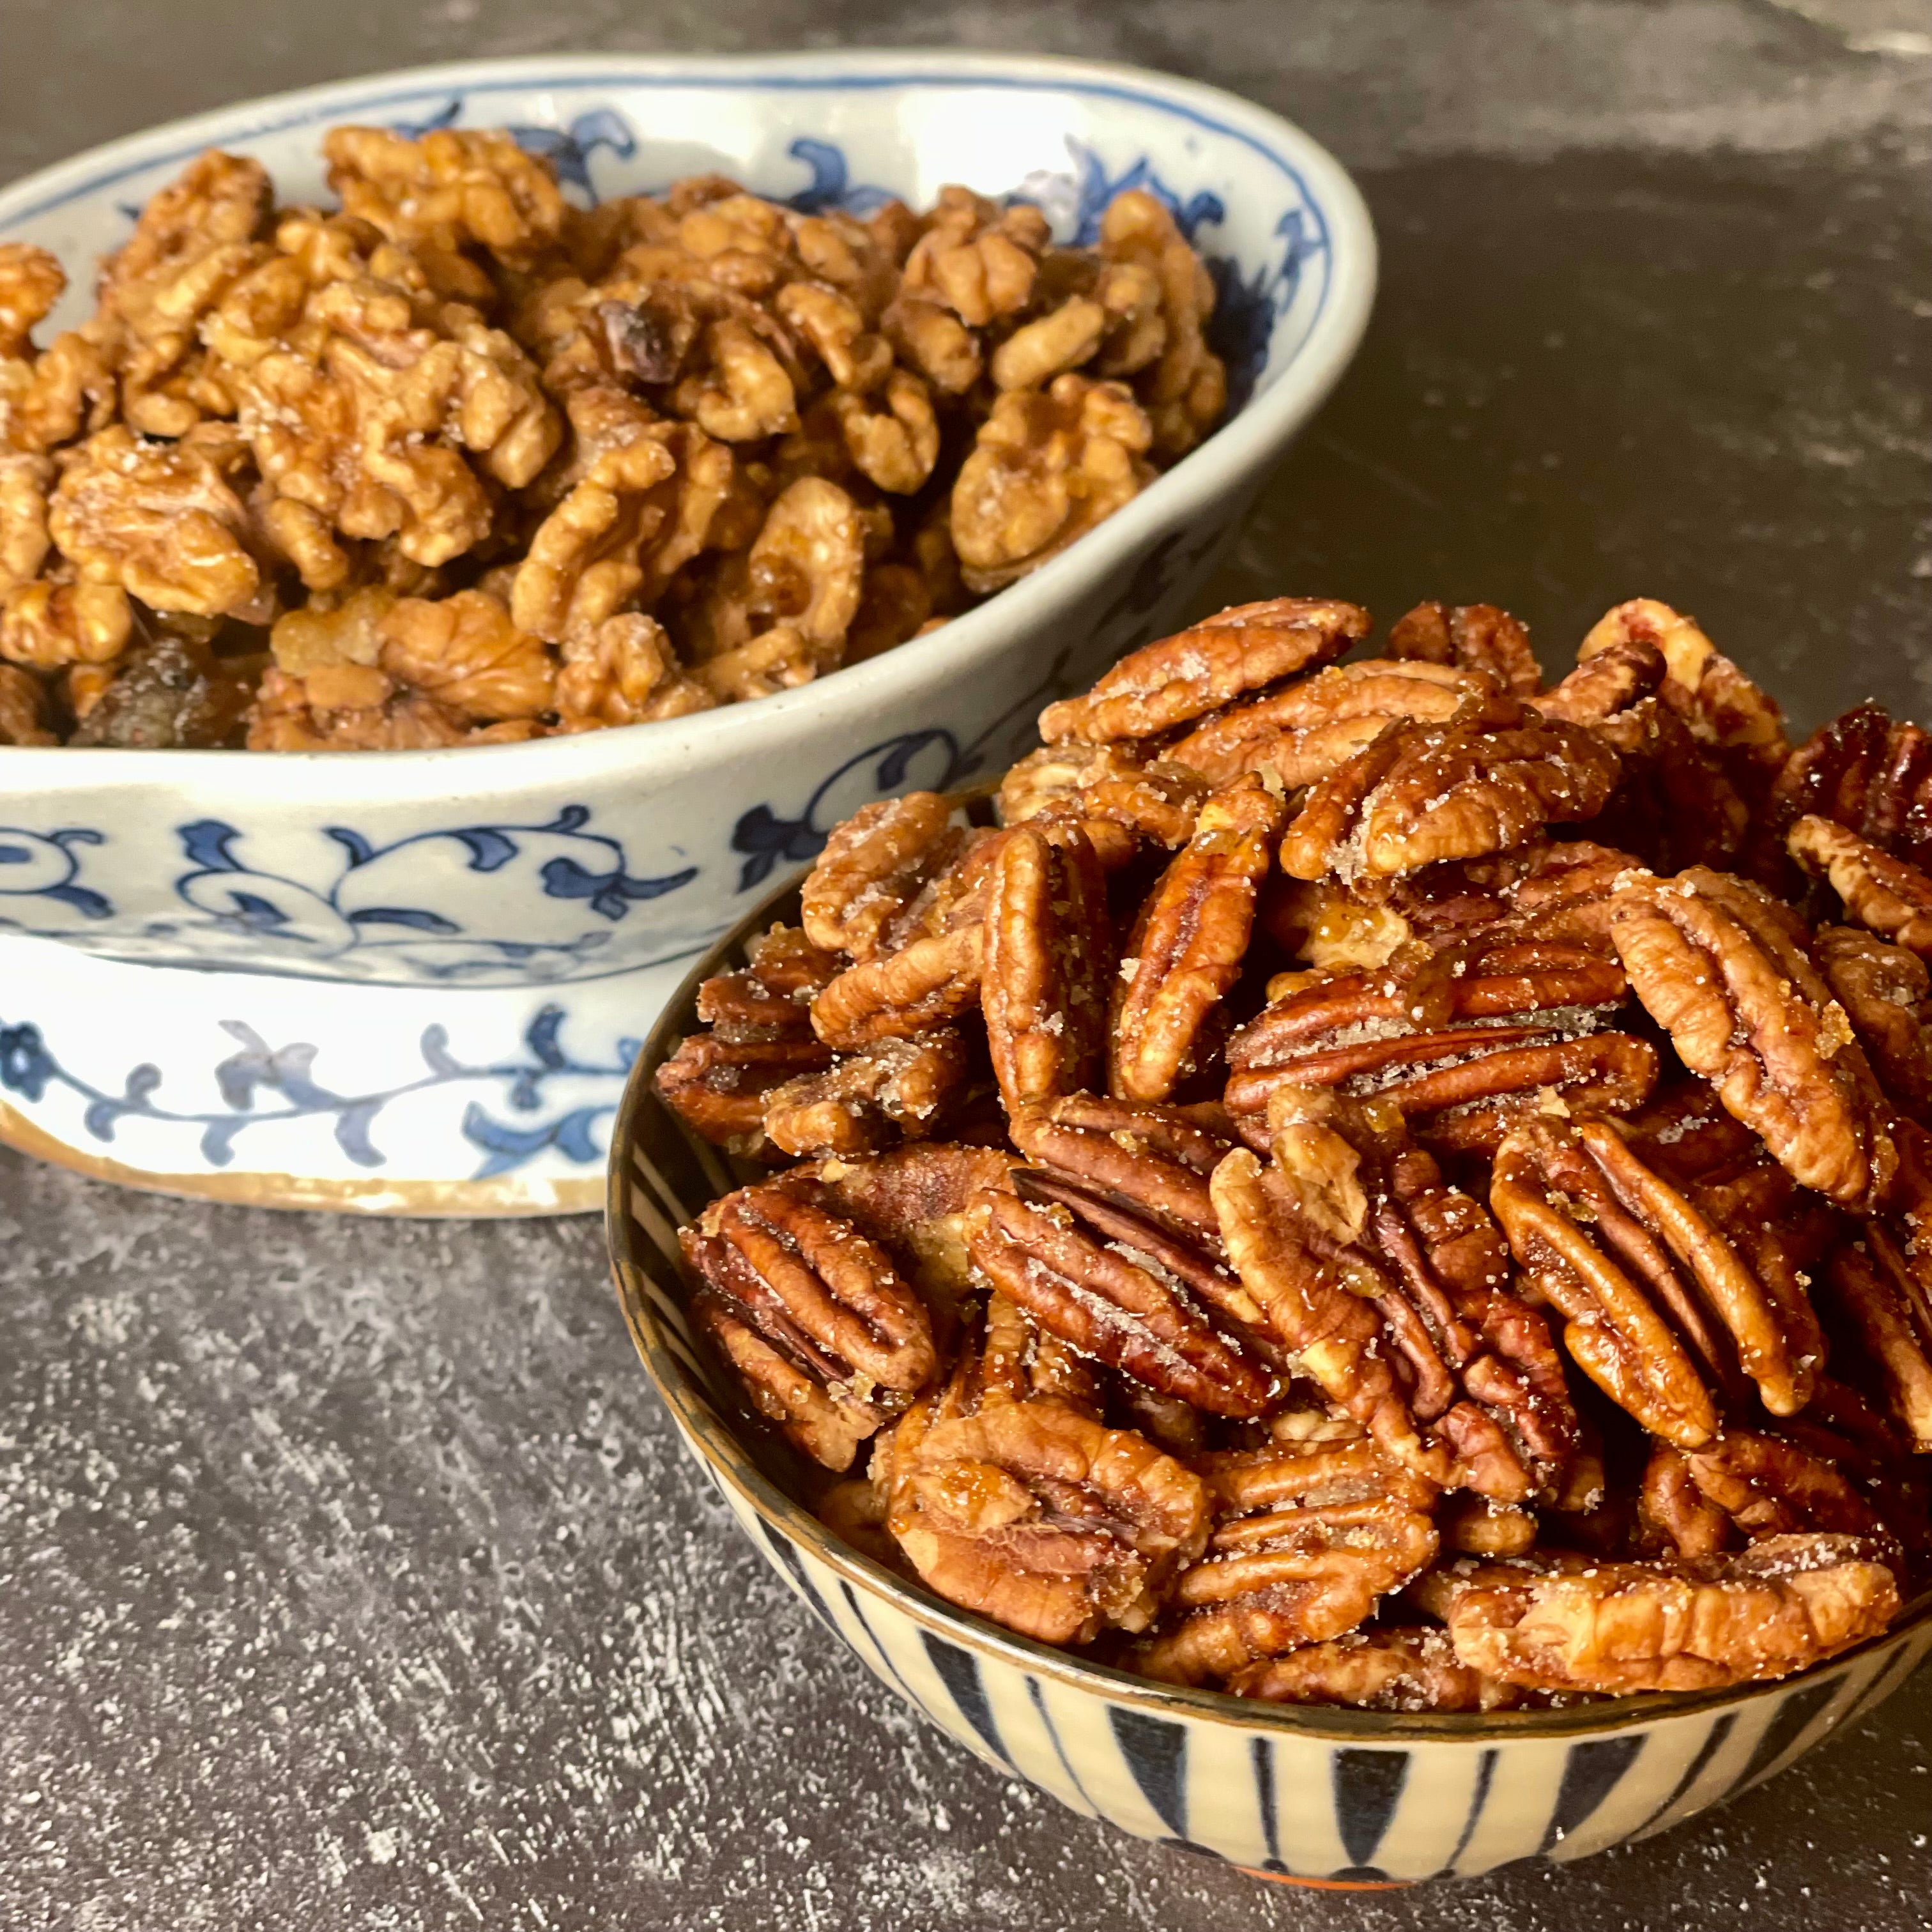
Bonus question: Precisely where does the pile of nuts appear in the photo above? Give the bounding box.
[659,593,1932,1710]
[0,128,1225,748]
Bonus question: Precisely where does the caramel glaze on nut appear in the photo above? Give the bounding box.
[666,592,1932,1706]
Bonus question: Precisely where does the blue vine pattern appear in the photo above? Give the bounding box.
[0,1004,636,1179]
[0,827,113,920]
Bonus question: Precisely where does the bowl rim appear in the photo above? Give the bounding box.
[0,47,1376,792]
[605,873,1932,1747]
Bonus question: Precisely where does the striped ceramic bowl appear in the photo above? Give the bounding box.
[606,880,1932,1889]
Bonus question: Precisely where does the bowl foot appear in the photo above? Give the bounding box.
[1236,1869,1414,1889]
[0,935,702,1215]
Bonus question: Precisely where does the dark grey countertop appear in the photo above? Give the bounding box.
[4,3,1932,1927]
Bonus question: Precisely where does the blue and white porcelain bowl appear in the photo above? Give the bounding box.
[608,883,1932,1888]
[0,50,1373,1213]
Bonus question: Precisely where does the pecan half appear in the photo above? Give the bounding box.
[1280,687,1621,884]
[880,1399,1211,1644]
[1609,866,1897,1209]
[810,923,984,1048]
[1769,700,1932,872]
[800,791,969,962]
[1036,597,1368,745]
[1134,1423,1441,1685]
[1228,1627,1526,1712]
[964,1182,1282,1418]
[1639,1430,1888,1560]
[1387,600,1542,698]
[1815,925,1932,1117]
[1008,1092,1233,1244]
[762,1029,970,1158]
[1825,1230,1932,1452]
[1112,776,1286,1102]
[1490,1114,1822,1445]
[683,1183,939,1469]
[1429,1535,1898,1693]
[1789,813,1932,959]
[998,739,1208,864]
[1225,935,1654,1154]
[1169,657,1484,789]
[982,823,1114,1110]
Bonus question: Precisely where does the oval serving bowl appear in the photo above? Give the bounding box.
[608,875,1932,1887]
[0,50,1374,1214]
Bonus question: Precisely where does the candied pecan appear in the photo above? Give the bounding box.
[1212,1146,1453,1485]
[0,580,132,671]
[800,792,968,962]
[1280,686,1622,884]
[324,125,565,269]
[1639,1430,1887,1561]
[965,1179,1282,1418]
[927,1292,1103,1420]
[1134,1425,1441,1685]
[997,740,1208,859]
[881,1398,1211,1644]
[1388,601,1542,698]
[811,924,985,1048]
[1441,1494,1540,1558]
[762,1030,970,1158]
[50,424,264,619]
[1040,597,1368,746]
[1790,813,1932,959]
[949,373,1154,595]
[1098,190,1226,460]
[900,187,1049,328]
[1112,776,1287,1103]
[1229,1627,1526,1711]
[553,613,715,729]
[1770,701,1932,872]
[983,823,1114,1109]
[1172,656,1485,788]
[0,663,52,744]
[684,1183,939,1471]
[1433,1535,1898,1693]
[1609,866,1897,1209]
[1814,925,1932,1117]
[1491,1114,1823,1446]
[1825,1231,1932,1452]
[68,631,256,749]
[1224,933,1652,1155]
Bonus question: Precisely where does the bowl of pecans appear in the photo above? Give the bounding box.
[611,595,1932,1885]
[0,52,1372,1212]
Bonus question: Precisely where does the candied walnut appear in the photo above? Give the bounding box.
[1815,924,1932,1117]
[691,624,821,702]
[68,631,256,749]
[1490,1114,1824,1446]
[900,187,1049,327]
[0,243,64,362]
[1609,866,1896,1210]
[1770,701,1932,873]
[762,1031,970,1158]
[1135,1425,1441,1685]
[554,613,714,730]
[801,792,969,962]
[375,589,554,723]
[0,663,52,744]
[1639,1430,1888,1560]
[831,371,940,495]
[0,450,53,595]
[1224,933,1653,1156]
[50,425,263,619]
[1387,601,1542,698]
[243,664,541,751]
[1433,1535,1899,1693]
[774,280,891,392]
[674,316,799,441]
[1040,597,1368,747]
[1098,190,1226,460]
[740,476,866,663]
[1280,686,1622,884]
[965,1176,1282,1419]
[880,1398,1210,1644]
[1112,776,1287,1102]
[1230,1627,1525,1711]
[949,374,1154,595]
[683,1182,939,1471]
[0,580,133,671]
[880,291,983,395]
[992,295,1108,392]
[1578,598,1788,797]
[983,823,1114,1110]
[324,125,565,268]
[1825,1232,1932,1452]
[1172,656,1485,788]
[1790,813,1932,959]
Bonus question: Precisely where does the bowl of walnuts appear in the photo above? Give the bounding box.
[611,594,1932,1885]
[0,52,1373,1212]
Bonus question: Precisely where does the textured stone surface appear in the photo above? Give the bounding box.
[4,4,1932,1928]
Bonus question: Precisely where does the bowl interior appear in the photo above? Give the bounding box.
[606,870,1932,1745]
